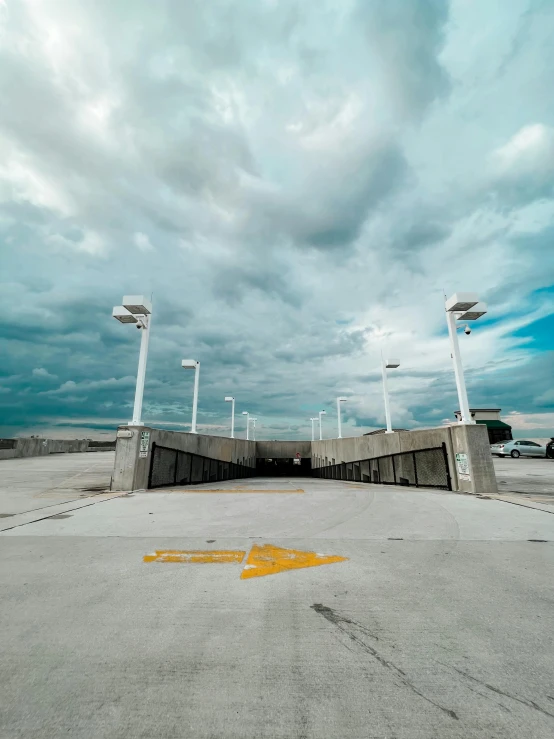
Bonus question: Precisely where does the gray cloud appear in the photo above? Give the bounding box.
[356,0,451,119]
[246,139,408,250]
[488,124,554,206]
[1,0,553,441]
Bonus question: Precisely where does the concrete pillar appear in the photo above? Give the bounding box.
[450,424,498,495]
[111,426,152,492]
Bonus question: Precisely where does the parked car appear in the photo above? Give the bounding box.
[490,439,547,458]
[547,438,554,459]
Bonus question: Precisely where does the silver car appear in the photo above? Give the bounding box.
[490,439,547,458]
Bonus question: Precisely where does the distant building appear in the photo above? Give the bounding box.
[453,408,512,445]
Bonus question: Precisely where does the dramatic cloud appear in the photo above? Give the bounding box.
[0,0,553,441]
[489,123,554,205]
[356,0,451,118]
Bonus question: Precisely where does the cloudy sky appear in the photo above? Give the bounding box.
[0,0,553,441]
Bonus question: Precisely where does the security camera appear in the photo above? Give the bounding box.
[136,322,142,329]
[464,325,471,335]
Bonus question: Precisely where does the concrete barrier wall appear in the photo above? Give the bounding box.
[110,424,497,494]
[111,426,257,491]
[0,438,91,461]
[312,429,449,466]
[312,425,497,494]
[255,440,312,459]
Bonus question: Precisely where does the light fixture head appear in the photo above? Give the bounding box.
[122,295,152,315]
[458,302,488,321]
[242,411,248,416]
[112,306,138,324]
[224,396,234,402]
[445,292,479,313]
[337,396,347,402]
[320,410,326,415]
[181,359,199,369]
[385,359,400,369]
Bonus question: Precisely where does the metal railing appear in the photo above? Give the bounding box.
[87,440,116,450]
[312,444,452,490]
[148,443,255,489]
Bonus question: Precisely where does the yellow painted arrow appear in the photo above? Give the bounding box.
[143,544,347,578]
[240,543,348,579]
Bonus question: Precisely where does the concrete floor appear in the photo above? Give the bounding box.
[1,456,554,738]
[0,451,115,515]
[493,456,554,497]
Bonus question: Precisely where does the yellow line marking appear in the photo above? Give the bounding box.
[240,544,348,579]
[143,550,246,564]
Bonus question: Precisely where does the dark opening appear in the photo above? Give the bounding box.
[256,458,312,476]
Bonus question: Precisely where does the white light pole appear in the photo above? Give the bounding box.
[318,410,326,440]
[381,357,400,434]
[225,396,235,438]
[445,293,488,424]
[181,359,200,433]
[336,397,347,438]
[310,417,318,442]
[242,411,250,440]
[251,417,258,441]
[112,295,152,426]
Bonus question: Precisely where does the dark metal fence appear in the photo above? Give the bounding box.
[88,440,116,450]
[148,443,255,489]
[312,444,451,490]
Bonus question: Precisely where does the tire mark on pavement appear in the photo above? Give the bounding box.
[303,486,377,538]
[311,603,459,721]
[444,663,554,720]
[1,492,110,518]
[0,493,126,532]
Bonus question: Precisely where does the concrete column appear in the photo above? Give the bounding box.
[450,424,498,495]
[111,426,152,492]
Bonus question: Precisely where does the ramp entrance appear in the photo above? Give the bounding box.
[115,423,495,494]
[256,457,312,477]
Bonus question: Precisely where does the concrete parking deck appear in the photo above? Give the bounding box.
[494,457,554,496]
[1,454,553,738]
[0,451,114,516]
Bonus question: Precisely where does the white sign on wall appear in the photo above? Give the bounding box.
[456,452,471,481]
[139,431,150,459]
